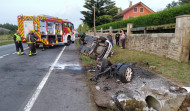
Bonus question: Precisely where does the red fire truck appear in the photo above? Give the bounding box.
[17,15,75,47]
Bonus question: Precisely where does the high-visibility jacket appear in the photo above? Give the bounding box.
[14,33,22,41]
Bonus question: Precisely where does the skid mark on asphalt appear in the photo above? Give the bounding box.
[23,46,66,111]
[54,63,82,70]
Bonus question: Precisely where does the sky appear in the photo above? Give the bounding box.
[0,0,178,29]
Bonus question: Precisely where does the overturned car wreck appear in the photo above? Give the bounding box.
[80,36,112,60]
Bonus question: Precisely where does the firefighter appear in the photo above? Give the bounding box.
[26,30,38,56]
[13,30,24,55]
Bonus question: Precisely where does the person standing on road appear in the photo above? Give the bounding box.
[115,31,120,46]
[120,29,126,49]
[13,30,24,55]
[107,32,113,46]
[26,30,38,56]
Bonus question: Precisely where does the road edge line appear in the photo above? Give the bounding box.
[23,46,66,111]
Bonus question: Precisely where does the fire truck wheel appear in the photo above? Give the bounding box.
[49,45,54,48]
[118,65,133,83]
[66,40,71,46]
[36,44,40,48]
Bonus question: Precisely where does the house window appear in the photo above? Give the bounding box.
[140,8,144,12]
[133,7,138,12]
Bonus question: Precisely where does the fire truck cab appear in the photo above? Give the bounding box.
[17,15,75,47]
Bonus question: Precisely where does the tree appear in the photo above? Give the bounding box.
[166,1,179,9]
[82,24,89,33]
[179,0,190,5]
[77,24,89,33]
[0,23,17,33]
[97,15,113,25]
[81,0,116,27]
[166,0,190,9]
[77,24,83,33]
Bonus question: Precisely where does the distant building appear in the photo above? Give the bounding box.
[119,1,154,20]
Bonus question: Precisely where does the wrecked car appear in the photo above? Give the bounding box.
[80,36,113,60]
[91,58,134,83]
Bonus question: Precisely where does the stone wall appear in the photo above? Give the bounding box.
[126,33,180,60]
[87,15,190,62]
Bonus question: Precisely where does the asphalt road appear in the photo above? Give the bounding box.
[0,43,95,111]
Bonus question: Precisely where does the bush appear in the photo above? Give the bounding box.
[96,3,190,30]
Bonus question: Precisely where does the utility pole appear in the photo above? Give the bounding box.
[93,4,96,36]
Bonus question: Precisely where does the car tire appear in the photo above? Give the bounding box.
[89,52,97,59]
[99,36,107,43]
[89,42,97,55]
[97,46,108,59]
[98,58,108,72]
[118,65,133,83]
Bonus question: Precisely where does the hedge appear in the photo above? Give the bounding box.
[96,3,190,30]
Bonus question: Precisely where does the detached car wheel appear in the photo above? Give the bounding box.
[97,58,108,72]
[118,65,133,83]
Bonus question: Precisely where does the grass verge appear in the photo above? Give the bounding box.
[111,45,190,86]
[75,39,96,67]
[0,34,13,46]
[0,40,14,46]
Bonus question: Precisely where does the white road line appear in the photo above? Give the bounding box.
[11,47,29,55]
[12,52,17,54]
[24,47,29,50]
[0,54,10,59]
[23,46,66,111]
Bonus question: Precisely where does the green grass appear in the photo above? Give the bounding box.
[75,39,80,49]
[111,45,190,86]
[0,34,14,46]
[0,34,12,41]
[75,39,96,67]
[0,40,14,46]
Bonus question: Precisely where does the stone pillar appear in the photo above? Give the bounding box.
[109,26,112,33]
[175,15,190,62]
[127,23,133,35]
